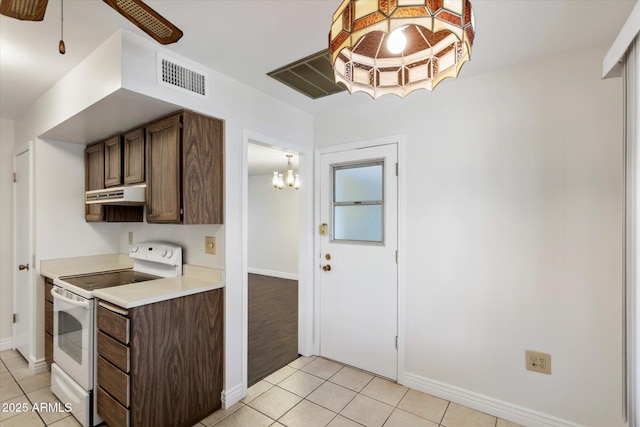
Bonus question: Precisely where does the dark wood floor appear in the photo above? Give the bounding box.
[248,274,299,386]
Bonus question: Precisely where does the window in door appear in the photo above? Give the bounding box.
[332,160,385,244]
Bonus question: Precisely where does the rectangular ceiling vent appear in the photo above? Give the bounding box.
[157,54,208,98]
[268,50,346,99]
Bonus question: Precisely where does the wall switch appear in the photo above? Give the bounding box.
[525,350,552,375]
[205,236,216,255]
[128,232,133,245]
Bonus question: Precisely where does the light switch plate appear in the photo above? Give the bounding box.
[205,236,216,255]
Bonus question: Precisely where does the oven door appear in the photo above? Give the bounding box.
[51,286,94,390]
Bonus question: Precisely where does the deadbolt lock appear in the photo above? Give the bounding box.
[322,264,331,272]
[325,254,331,260]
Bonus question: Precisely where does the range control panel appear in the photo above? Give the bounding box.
[129,242,183,267]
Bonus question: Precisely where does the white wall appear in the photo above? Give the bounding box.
[315,45,624,427]
[0,117,15,348]
[248,174,299,278]
[36,140,122,261]
[12,29,314,403]
[118,224,225,268]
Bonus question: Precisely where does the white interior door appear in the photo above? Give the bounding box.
[319,143,398,380]
[14,148,30,358]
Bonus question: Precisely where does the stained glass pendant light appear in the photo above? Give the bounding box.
[329,0,475,98]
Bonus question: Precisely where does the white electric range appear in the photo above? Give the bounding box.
[50,242,182,427]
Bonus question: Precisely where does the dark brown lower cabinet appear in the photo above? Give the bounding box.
[44,278,53,366]
[97,289,223,427]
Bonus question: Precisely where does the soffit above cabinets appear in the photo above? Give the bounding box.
[40,89,180,144]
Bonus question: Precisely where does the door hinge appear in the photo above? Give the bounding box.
[12,313,16,323]
[395,335,398,349]
[395,250,398,263]
[395,163,398,176]
[12,172,17,183]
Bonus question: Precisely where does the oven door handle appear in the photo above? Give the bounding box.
[50,288,91,308]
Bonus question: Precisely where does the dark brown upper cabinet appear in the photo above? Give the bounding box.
[146,110,224,224]
[104,136,123,188]
[123,127,145,185]
[85,137,143,223]
[85,142,105,222]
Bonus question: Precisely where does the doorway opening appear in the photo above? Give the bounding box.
[247,142,300,385]
[242,129,317,391]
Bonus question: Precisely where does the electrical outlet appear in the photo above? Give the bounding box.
[525,350,552,375]
[205,236,216,255]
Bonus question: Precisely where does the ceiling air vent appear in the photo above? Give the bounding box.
[158,55,208,98]
[268,50,346,99]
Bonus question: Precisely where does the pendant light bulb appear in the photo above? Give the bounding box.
[277,173,284,189]
[294,174,300,190]
[272,171,279,188]
[285,154,294,187]
[59,40,66,55]
[387,26,407,54]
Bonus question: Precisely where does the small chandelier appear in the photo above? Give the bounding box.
[329,0,475,98]
[272,154,300,190]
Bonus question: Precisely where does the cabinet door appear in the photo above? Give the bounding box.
[85,142,105,222]
[104,136,122,188]
[182,111,224,224]
[146,114,181,223]
[123,128,145,185]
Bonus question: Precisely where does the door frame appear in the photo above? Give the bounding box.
[12,141,35,367]
[241,129,315,396]
[314,135,406,383]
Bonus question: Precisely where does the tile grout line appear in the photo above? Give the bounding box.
[1,355,49,426]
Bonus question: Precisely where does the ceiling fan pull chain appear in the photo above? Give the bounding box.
[58,0,65,54]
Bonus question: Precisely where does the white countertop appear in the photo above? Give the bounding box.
[41,254,224,309]
[41,254,134,279]
[93,275,224,309]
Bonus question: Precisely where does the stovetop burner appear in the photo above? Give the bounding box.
[60,270,161,291]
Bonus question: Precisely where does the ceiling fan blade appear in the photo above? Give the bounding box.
[0,0,48,21]
[102,0,183,45]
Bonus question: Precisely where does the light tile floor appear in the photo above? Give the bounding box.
[0,349,81,427]
[1,350,524,427]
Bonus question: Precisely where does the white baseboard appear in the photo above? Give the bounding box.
[221,383,244,409]
[248,268,299,281]
[402,372,583,427]
[31,358,49,374]
[0,338,12,352]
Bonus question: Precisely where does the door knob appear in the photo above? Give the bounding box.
[322,264,331,272]
[18,264,29,271]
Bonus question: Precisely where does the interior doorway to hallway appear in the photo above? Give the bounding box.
[247,142,301,386]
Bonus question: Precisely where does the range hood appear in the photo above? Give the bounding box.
[85,185,145,206]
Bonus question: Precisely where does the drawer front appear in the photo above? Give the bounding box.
[97,305,130,344]
[97,356,129,407]
[98,331,130,373]
[97,386,129,427]
[44,300,53,335]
